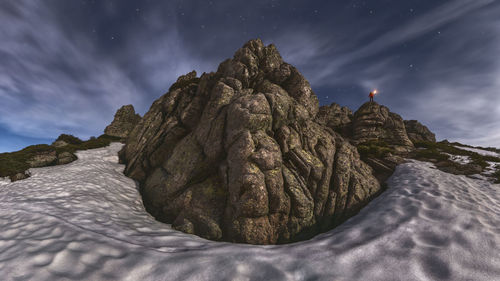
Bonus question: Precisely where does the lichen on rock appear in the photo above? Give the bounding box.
[120,39,383,244]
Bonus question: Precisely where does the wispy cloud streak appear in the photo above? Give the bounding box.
[0,1,211,145]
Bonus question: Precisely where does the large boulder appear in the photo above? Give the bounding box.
[120,39,381,244]
[57,151,77,165]
[352,102,414,154]
[104,105,141,139]
[9,171,30,182]
[404,120,436,143]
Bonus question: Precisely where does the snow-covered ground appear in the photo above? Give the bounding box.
[0,177,10,186]
[444,153,471,165]
[0,143,499,281]
[484,161,500,176]
[454,145,500,157]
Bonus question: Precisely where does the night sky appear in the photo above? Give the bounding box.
[1,0,499,152]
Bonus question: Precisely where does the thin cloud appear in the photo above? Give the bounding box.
[0,1,210,142]
[314,0,496,85]
[0,0,498,151]
[0,1,142,139]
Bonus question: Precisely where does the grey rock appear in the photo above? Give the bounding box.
[104,105,141,139]
[120,39,382,245]
[27,151,58,168]
[352,102,414,152]
[9,171,30,182]
[404,120,436,143]
[52,140,68,147]
[316,103,353,137]
[57,152,77,165]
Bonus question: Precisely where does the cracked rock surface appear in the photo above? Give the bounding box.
[104,105,142,139]
[120,39,381,244]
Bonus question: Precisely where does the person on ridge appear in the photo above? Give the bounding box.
[369,90,377,102]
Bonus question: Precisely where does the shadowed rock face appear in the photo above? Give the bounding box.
[404,120,436,143]
[104,105,141,139]
[316,103,353,137]
[119,39,381,244]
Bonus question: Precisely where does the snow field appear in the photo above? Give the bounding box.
[0,143,499,280]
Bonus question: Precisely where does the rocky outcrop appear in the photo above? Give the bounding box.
[27,151,58,168]
[104,105,141,139]
[352,102,414,154]
[315,103,353,137]
[9,171,30,182]
[26,150,77,168]
[120,39,381,244]
[51,134,83,147]
[362,154,406,184]
[52,140,68,147]
[57,152,77,165]
[404,120,436,143]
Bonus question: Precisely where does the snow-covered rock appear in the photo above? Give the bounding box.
[444,153,471,165]
[0,143,498,280]
[0,177,10,186]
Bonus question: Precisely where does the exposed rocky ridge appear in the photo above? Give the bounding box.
[404,120,436,143]
[120,39,383,244]
[104,105,141,139]
[317,102,435,154]
[317,102,427,184]
[352,102,414,152]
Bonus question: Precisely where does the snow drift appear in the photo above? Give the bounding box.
[0,143,499,280]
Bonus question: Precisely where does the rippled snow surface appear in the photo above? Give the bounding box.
[0,143,499,281]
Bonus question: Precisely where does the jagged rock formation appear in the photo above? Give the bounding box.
[352,102,414,153]
[404,120,436,143]
[120,39,381,244]
[315,102,416,183]
[104,105,141,139]
[316,103,353,137]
